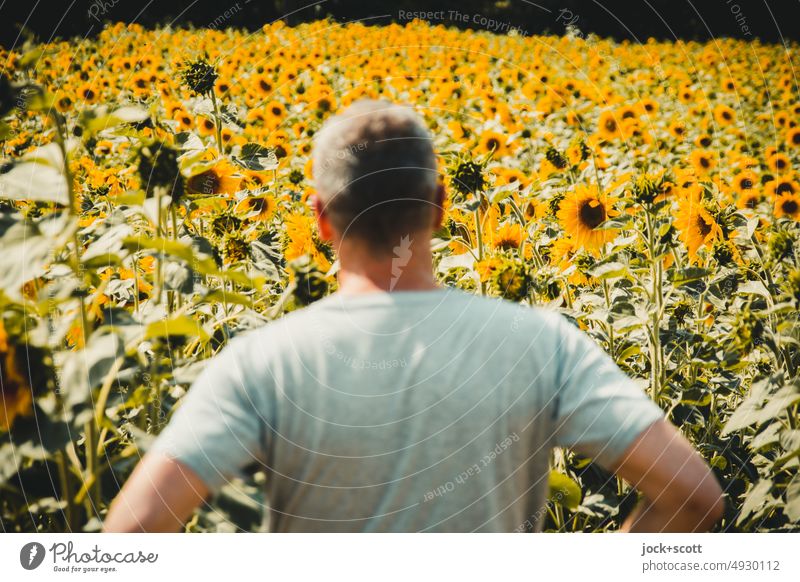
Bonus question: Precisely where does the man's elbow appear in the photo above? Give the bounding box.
[683,477,725,531]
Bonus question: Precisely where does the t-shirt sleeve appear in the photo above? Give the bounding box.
[148,334,268,492]
[548,312,664,468]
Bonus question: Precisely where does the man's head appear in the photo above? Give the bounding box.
[312,100,444,255]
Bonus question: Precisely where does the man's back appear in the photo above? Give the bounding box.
[151,287,663,532]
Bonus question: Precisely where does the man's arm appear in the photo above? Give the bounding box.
[103,451,210,532]
[608,419,724,532]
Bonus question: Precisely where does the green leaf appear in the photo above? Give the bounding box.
[233,143,278,171]
[122,236,216,272]
[0,221,54,300]
[589,261,628,280]
[722,381,800,435]
[437,252,475,273]
[59,331,125,415]
[737,479,776,525]
[669,267,710,286]
[81,105,149,134]
[145,315,209,341]
[548,470,582,511]
[0,160,68,204]
[737,280,771,299]
[785,473,800,522]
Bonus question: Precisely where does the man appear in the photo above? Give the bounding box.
[103,100,724,533]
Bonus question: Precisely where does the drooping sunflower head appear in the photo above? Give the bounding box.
[0,73,20,117]
[0,324,54,432]
[138,142,184,201]
[288,255,330,306]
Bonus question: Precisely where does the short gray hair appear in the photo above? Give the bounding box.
[312,99,438,252]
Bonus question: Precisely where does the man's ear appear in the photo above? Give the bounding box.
[431,183,446,230]
[312,194,335,242]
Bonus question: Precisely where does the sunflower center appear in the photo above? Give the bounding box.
[782,199,799,215]
[793,132,800,145]
[579,199,606,229]
[487,138,500,151]
[740,178,753,189]
[696,215,712,237]
[192,171,220,194]
[699,156,711,169]
[776,182,795,195]
[604,118,617,132]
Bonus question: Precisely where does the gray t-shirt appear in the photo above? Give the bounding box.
[149,287,663,532]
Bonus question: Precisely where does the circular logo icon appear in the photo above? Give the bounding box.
[20,542,46,570]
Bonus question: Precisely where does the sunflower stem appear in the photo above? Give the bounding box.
[210,89,224,154]
[473,202,485,295]
[56,450,76,532]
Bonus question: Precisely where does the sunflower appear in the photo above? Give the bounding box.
[0,324,33,432]
[284,213,332,271]
[478,130,508,157]
[597,110,622,141]
[252,74,274,97]
[197,116,217,136]
[674,187,723,263]
[491,222,523,250]
[787,127,800,148]
[733,171,759,193]
[187,162,242,196]
[713,104,736,125]
[668,121,687,140]
[689,150,717,175]
[774,192,800,220]
[76,82,100,105]
[694,134,713,148]
[556,185,619,252]
[767,152,791,174]
[736,190,762,211]
[766,177,800,198]
[235,193,276,222]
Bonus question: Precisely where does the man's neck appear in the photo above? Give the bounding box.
[334,236,438,295]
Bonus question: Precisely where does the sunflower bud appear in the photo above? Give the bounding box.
[631,174,662,205]
[450,160,485,197]
[222,234,251,265]
[545,146,568,170]
[181,59,218,96]
[138,142,184,202]
[784,269,800,307]
[289,256,329,306]
[768,229,795,262]
[0,74,20,117]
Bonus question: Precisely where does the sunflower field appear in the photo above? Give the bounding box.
[0,19,799,533]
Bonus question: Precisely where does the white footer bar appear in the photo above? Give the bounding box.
[1,533,796,581]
